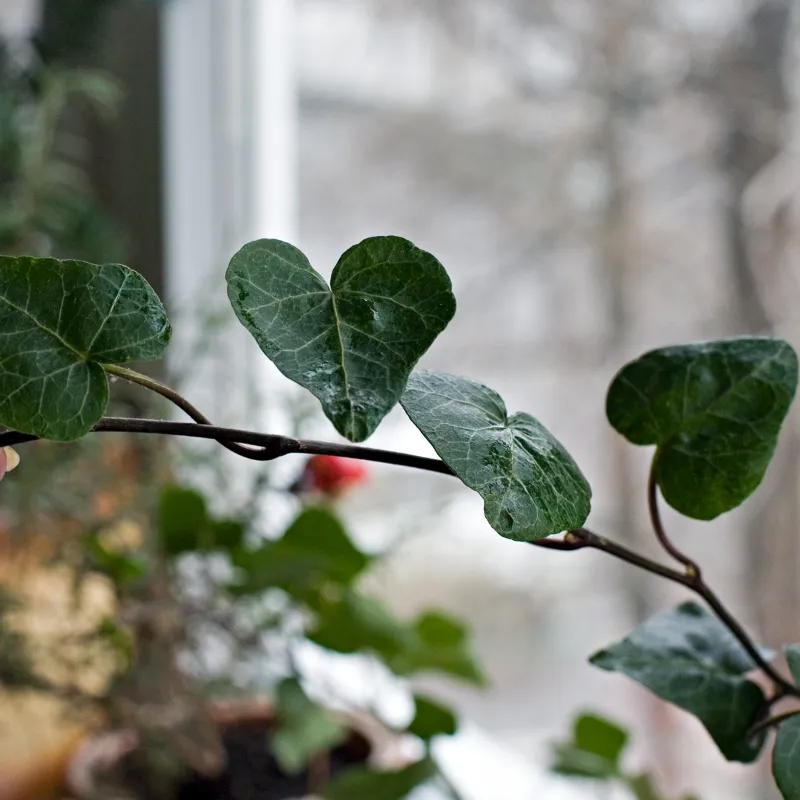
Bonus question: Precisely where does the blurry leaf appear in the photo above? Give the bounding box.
[60,69,123,122]
[307,590,410,659]
[83,532,146,586]
[773,715,800,800]
[159,486,207,554]
[210,519,245,551]
[401,371,591,540]
[0,255,170,440]
[552,712,628,778]
[226,236,455,441]
[626,773,662,800]
[232,506,368,595]
[326,757,437,800]
[391,612,485,686]
[573,713,628,767]
[407,694,457,742]
[606,338,798,520]
[271,678,346,775]
[159,485,244,556]
[307,597,484,686]
[590,602,767,762]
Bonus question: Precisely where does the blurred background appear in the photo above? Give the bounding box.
[2,1,800,798]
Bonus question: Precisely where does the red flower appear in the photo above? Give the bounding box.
[292,455,368,498]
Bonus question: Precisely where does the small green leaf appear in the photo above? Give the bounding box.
[232,506,369,595]
[553,712,628,778]
[589,602,767,762]
[307,590,411,660]
[407,694,458,742]
[0,255,171,441]
[307,595,484,686]
[226,237,456,442]
[773,715,800,800]
[606,337,798,519]
[326,757,437,800]
[158,486,244,556]
[573,713,628,766]
[391,611,485,686]
[271,678,346,775]
[159,486,207,554]
[401,371,591,540]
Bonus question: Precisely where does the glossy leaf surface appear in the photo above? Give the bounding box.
[401,371,591,539]
[226,237,455,441]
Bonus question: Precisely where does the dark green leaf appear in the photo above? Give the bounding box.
[326,757,437,800]
[391,611,485,686]
[307,595,484,686]
[159,486,244,556]
[270,678,346,775]
[401,371,591,540]
[553,712,628,778]
[232,506,369,595]
[590,602,767,762]
[606,338,798,519]
[407,694,458,741]
[0,255,171,441]
[226,237,456,442]
[307,590,411,659]
[159,486,207,555]
[773,714,800,800]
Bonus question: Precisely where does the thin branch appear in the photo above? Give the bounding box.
[533,529,800,699]
[103,364,274,460]
[749,709,800,739]
[2,414,796,698]
[692,581,798,697]
[647,459,698,574]
[0,417,455,475]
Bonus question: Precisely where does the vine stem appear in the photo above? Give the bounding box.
[646,459,798,698]
[749,709,800,738]
[0,417,454,474]
[533,530,800,698]
[646,460,698,574]
[539,463,800,700]
[103,364,273,461]
[1,405,797,699]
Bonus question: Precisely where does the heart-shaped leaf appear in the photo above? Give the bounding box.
[606,337,798,520]
[226,237,456,442]
[0,255,170,441]
[773,714,800,800]
[589,602,768,763]
[400,371,591,540]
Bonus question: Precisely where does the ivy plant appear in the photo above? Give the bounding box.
[2,237,800,798]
